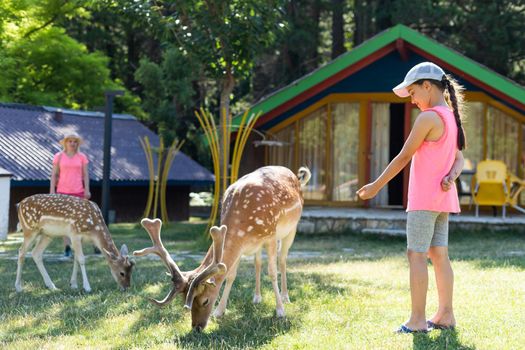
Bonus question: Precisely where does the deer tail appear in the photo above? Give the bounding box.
[297,167,311,187]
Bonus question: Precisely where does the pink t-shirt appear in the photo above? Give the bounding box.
[53,152,89,194]
[407,106,461,213]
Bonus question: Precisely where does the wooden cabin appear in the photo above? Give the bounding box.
[238,24,525,209]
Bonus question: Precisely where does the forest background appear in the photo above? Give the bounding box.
[1,0,524,168]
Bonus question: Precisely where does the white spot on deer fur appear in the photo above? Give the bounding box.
[234,219,240,224]
[243,205,248,209]
[238,230,245,237]
[234,210,240,215]
[255,218,263,225]
[247,226,253,232]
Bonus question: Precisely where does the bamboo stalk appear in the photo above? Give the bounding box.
[195,110,221,236]
[231,109,250,183]
[153,138,164,218]
[140,136,155,219]
[160,140,185,224]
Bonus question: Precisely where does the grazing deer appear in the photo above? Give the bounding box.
[15,194,135,292]
[134,166,310,331]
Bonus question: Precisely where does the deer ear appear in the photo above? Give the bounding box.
[120,244,129,256]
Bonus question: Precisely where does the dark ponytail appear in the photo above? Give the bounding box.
[441,75,466,150]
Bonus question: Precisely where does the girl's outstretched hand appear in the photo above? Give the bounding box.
[356,183,379,200]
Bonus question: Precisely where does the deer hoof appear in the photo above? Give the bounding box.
[83,286,92,293]
[276,308,286,318]
[253,294,262,304]
[15,284,23,293]
[47,284,58,291]
[71,283,78,289]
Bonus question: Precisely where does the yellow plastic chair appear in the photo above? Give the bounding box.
[471,160,525,218]
[507,173,525,214]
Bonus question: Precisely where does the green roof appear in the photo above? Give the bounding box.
[237,24,525,124]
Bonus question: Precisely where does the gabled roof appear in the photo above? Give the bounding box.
[238,24,525,127]
[0,103,214,185]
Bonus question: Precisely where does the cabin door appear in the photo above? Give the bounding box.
[370,103,406,207]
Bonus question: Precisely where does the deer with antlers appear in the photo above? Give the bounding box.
[134,166,311,331]
[15,194,135,292]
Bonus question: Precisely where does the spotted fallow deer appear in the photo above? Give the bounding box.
[134,165,311,331]
[15,194,134,293]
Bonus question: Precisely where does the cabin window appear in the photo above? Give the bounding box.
[487,106,519,174]
[332,103,360,201]
[462,102,484,171]
[299,107,328,200]
[268,127,295,170]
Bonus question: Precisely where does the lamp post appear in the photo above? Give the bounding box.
[101,90,124,224]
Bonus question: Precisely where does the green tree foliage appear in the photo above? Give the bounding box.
[0,0,140,110]
[152,0,285,116]
[353,0,525,84]
[134,47,212,167]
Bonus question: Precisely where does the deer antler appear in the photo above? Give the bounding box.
[133,218,187,306]
[184,225,227,309]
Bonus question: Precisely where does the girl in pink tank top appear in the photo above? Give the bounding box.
[50,132,91,256]
[357,62,465,333]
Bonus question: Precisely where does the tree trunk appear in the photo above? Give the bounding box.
[331,0,345,59]
[217,71,235,198]
[306,0,321,71]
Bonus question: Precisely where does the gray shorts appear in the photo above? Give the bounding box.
[406,211,449,253]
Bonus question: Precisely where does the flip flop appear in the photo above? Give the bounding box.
[427,320,456,330]
[395,324,429,334]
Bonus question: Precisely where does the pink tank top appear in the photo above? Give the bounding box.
[407,106,460,213]
[53,152,89,194]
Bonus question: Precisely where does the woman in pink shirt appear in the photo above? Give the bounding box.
[50,132,91,256]
[357,62,465,333]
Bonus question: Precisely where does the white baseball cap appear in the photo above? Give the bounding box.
[392,62,445,98]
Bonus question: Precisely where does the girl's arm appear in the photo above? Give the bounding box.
[441,150,464,191]
[357,111,437,200]
[50,163,59,193]
[83,163,91,199]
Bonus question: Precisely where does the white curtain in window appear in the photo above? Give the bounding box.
[299,107,327,200]
[487,106,519,174]
[332,103,360,201]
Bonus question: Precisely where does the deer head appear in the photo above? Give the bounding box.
[103,244,135,290]
[133,218,227,331]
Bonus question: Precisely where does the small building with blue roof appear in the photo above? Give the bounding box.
[0,103,214,230]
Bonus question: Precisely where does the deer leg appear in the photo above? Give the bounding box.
[70,256,79,289]
[213,259,240,318]
[70,236,91,292]
[15,231,39,292]
[279,229,297,304]
[253,249,263,304]
[267,240,285,317]
[31,235,57,291]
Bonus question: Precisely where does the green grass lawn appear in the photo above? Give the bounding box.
[1,221,524,349]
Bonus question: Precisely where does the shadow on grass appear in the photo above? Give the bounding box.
[413,329,476,350]
[0,258,181,343]
[160,267,353,349]
[296,228,525,270]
